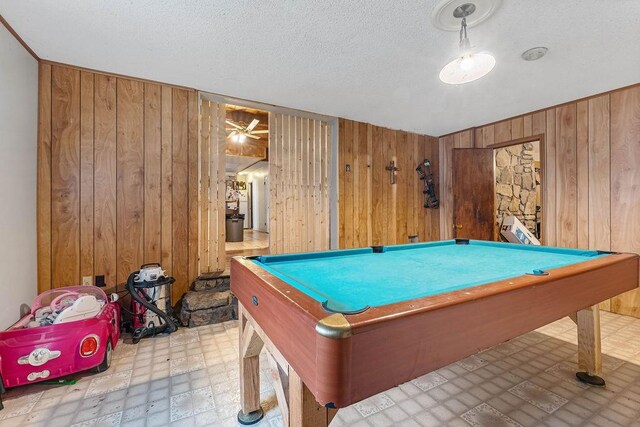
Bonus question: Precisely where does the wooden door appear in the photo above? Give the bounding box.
[452,149,494,240]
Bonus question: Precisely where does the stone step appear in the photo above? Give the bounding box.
[179,288,237,328]
[192,275,230,292]
[183,289,231,311]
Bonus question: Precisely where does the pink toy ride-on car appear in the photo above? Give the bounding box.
[0,286,120,409]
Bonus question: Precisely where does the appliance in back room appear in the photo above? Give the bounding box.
[237,182,252,229]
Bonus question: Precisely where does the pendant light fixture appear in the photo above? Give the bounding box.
[439,3,495,85]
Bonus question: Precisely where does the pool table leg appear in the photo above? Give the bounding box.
[289,368,337,427]
[574,304,605,386]
[236,302,337,426]
[238,304,266,425]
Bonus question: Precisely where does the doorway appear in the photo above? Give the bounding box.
[198,94,335,275]
[451,135,544,242]
[493,140,542,241]
[223,105,271,266]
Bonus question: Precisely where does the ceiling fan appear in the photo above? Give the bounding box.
[226,119,268,143]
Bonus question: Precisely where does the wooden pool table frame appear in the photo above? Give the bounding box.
[230,245,639,426]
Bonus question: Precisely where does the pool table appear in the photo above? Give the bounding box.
[231,239,639,426]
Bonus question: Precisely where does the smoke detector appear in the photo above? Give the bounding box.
[521,47,548,61]
[432,0,502,31]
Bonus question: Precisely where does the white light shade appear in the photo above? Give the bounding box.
[439,53,496,85]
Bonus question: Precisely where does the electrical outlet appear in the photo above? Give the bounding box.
[82,276,93,286]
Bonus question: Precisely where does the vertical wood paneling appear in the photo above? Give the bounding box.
[160,86,173,276]
[371,126,384,245]
[172,88,189,298]
[495,121,512,143]
[482,125,495,148]
[320,121,330,250]
[556,104,578,248]
[531,111,546,135]
[610,87,640,317]
[576,101,589,249]
[271,114,283,253]
[589,95,611,312]
[338,119,345,248]
[473,128,483,148]
[39,64,201,301]
[144,83,162,264]
[268,114,330,254]
[37,64,52,293]
[523,115,533,137]
[94,74,117,286]
[588,95,611,251]
[302,119,309,249]
[358,123,370,246]
[384,128,396,243]
[459,129,473,148]
[396,131,408,243]
[116,79,145,284]
[439,135,454,239]
[188,91,199,281]
[51,66,81,287]
[426,136,441,241]
[282,115,292,253]
[305,119,314,250]
[406,133,417,238]
[214,102,226,270]
[199,101,211,268]
[439,85,640,316]
[338,120,440,246]
[544,109,557,246]
[80,72,94,280]
[511,117,524,139]
[343,120,354,248]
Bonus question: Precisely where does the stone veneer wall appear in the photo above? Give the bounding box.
[495,142,539,235]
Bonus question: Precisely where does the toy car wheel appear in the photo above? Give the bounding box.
[94,340,112,373]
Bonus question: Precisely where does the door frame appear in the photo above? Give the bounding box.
[487,134,546,243]
[198,91,340,264]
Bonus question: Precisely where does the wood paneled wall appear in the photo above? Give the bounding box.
[439,84,640,317]
[199,100,227,272]
[339,119,440,248]
[38,63,199,302]
[269,113,331,254]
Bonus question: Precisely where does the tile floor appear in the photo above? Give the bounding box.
[1,312,639,426]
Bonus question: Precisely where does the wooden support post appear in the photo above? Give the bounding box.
[575,304,605,386]
[238,304,265,424]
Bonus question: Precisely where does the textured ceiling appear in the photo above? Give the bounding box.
[1,0,639,136]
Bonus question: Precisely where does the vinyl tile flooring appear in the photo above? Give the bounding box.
[1,312,639,426]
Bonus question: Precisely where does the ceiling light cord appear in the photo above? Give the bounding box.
[459,17,470,51]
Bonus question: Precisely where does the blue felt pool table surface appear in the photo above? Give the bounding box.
[252,240,607,313]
